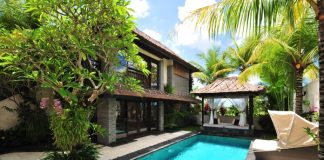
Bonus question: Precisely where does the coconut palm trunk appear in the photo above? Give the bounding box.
[295,70,304,115]
[318,0,324,159]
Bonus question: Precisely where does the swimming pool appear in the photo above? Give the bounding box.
[137,135,251,160]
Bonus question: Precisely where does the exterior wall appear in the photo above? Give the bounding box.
[173,75,190,96]
[303,80,319,112]
[172,62,190,96]
[97,96,118,145]
[0,94,23,130]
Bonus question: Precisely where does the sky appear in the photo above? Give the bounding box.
[129,0,234,65]
[129,0,260,86]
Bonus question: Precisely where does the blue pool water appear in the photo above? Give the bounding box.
[137,135,251,160]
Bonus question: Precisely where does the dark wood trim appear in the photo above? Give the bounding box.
[248,96,254,132]
[201,97,204,126]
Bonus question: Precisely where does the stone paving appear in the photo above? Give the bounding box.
[0,130,190,160]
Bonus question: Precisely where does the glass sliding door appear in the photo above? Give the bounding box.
[127,101,138,135]
[151,101,159,130]
[116,100,160,139]
[116,100,127,139]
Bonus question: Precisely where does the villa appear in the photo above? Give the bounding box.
[95,28,200,145]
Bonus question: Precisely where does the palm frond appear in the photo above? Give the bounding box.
[303,63,318,80]
[187,0,314,38]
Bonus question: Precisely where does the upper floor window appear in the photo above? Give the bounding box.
[120,53,160,90]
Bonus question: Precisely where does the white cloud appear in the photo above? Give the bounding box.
[165,40,182,55]
[129,0,150,18]
[178,0,216,21]
[143,29,162,41]
[173,0,220,53]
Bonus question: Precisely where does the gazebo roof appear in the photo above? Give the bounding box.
[191,77,265,97]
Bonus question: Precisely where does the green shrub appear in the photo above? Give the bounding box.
[164,84,175,94]
[43,143,99,160]
[258,114,276,133]
[50,107,93,151]
[225,106,240,116]
[165,105,196,130]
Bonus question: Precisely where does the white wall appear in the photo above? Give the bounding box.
[0,94,23,130]
[303,80,319,112]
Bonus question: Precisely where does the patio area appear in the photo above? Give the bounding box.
[0,131,192,160]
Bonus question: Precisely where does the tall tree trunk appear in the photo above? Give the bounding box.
[295,70,303,115]
[318,0,324,159]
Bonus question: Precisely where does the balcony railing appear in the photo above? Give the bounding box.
[127,68,151,89]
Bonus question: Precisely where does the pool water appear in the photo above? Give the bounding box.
[137,135,251,160]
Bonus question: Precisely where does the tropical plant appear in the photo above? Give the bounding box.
[225,105,240,117]
[191,47,232,84]
[318,1,324,159]
[240,14,318,114]
[164,84,175,94]
[0,0,39,30]
[43,143,99,160]
[223,34,263,73]
[188,0,315,37]
[0,0,147,157]
[188,0,324,157]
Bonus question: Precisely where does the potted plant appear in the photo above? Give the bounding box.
[219,106,227,116]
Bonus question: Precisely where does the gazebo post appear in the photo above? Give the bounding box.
[249,95,254,135]
[201,97,204,127]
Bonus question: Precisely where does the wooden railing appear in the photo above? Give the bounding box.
[127,68,151,89]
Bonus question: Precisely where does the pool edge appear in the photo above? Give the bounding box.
[114,131,199,160]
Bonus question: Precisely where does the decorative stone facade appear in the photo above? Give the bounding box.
[159,101,164,131]
[97,96,118,145]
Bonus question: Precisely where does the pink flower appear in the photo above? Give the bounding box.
[40,97,49,109]
[311,106,319,112]
[53,99,63,115]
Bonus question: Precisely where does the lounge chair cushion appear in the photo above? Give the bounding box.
[252,139,279,152]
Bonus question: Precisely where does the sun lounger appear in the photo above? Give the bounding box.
[252,111,318,160]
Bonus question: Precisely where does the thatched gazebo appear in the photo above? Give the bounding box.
[191,77,265,136]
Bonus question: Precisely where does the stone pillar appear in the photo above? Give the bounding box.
[158,101,164,131]
[159,60,165,91]
[97,96,117,145]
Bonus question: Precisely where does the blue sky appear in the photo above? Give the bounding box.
[129,0,262,86]
[129,0,234,66]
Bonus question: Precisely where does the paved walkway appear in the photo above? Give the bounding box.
[0,131,190,160]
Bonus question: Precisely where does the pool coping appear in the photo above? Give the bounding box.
[114,131,199,160]
[114,131,255,160]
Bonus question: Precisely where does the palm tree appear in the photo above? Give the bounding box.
[186,0,324,157]
[191,47,233,84]
[223,34,263,73]
[317,1,324,159]
[239,14,318,114]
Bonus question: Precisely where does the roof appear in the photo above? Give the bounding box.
[191,77,265,97]
[114,89,200,103]
[134,28,199,72]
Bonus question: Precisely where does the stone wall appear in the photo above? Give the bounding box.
[97,96,117,145]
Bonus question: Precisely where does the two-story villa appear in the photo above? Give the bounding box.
[96,29,199,145]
